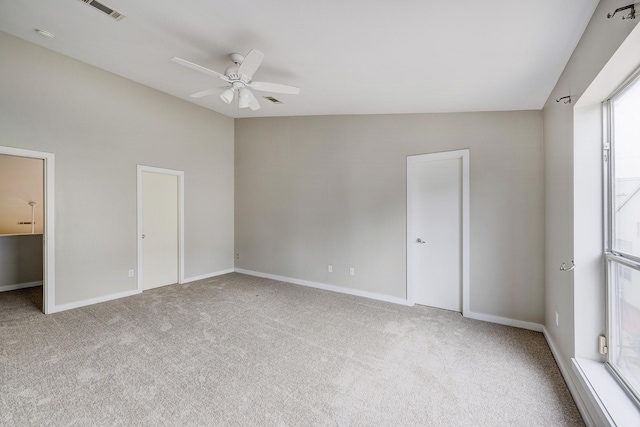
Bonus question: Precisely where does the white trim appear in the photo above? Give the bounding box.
[51,289,141,313]
[0,145,55,314]
[234,269,547,331]
[51,271,232,313]
[0,280,42,293]
[465,310,543,332]
[137,165,185,292]
[572,359,615,427]
[183,269,235,283]
[572,358,640,426]
[542,327,596,427]
[235,268,413,306]
[406,149,470,316]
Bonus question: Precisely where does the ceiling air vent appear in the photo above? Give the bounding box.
[79,0,125,21]
[263,96,282,104]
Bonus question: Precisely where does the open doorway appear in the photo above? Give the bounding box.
[0,146,55,314]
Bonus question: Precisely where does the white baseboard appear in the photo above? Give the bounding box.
[183,268,235,284]
[234,269,549,333]
[51,289,141,313]
[543,327,595,427]
[234,268,413,306]
[50,268,234,314]
[465,310,543,332]
[0,280,42,293]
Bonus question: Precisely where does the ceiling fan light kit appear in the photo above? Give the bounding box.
[220,88,235,104]
[171,49,300,112]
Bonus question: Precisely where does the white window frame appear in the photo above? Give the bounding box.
[604,66,640,405]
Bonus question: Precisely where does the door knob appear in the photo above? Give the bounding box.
[416,238,426,244]
[142,234,146,239]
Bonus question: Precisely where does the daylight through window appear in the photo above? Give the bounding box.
[605,69,640,402]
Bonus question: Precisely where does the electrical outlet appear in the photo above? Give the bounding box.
[555,311,559,326]
[128,269,134,277]
[349,267,355,276]
[328,264,333,273]
[236,253,239,260]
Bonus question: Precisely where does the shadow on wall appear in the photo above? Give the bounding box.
[0,234,43,288]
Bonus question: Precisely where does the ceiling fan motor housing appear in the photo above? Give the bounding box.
[225,65,239,78]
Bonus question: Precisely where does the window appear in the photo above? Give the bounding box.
[605,69,640,402]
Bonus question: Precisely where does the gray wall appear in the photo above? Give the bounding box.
[542,0,640,423]
[235,112,545,324]
[0,235,43,287]
[543,0,639,363]
[0,31,235,306]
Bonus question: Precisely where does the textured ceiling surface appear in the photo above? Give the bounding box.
[0,0,599,118]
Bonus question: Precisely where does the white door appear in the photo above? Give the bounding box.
[408,151,468,312]
[142,171,178,290]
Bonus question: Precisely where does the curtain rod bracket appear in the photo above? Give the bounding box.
[556,95,571,104]
[607,3,637,20]
[560,261,575,272]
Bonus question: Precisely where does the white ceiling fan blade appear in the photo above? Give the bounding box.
[237,49,264,79]
[239,88,261,111]
[171,57,230,82]
[190,88,218,98]
[238,95,249,109]
[250,81,300,95]
[220,88,235,104]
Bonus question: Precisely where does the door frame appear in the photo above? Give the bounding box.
[137,165,184,292]
[406,149,470,316]
[0,145,55,314]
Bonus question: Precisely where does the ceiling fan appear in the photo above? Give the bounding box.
[171,49,300,111]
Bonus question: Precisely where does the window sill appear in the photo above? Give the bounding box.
[572,358,640,426]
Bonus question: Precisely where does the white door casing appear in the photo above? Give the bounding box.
[407,149,469,314]
[0,145,55,314]
[137,166,184,291]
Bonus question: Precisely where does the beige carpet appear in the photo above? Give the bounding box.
[1,273,583,426]
[0,285,42,323]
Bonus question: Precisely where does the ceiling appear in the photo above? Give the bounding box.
[0,0,599,118]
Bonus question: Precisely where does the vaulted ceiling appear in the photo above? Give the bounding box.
[0,0,599,118]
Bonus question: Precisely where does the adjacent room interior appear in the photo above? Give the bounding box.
[0,154,44,310]
[1,0,640,425]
